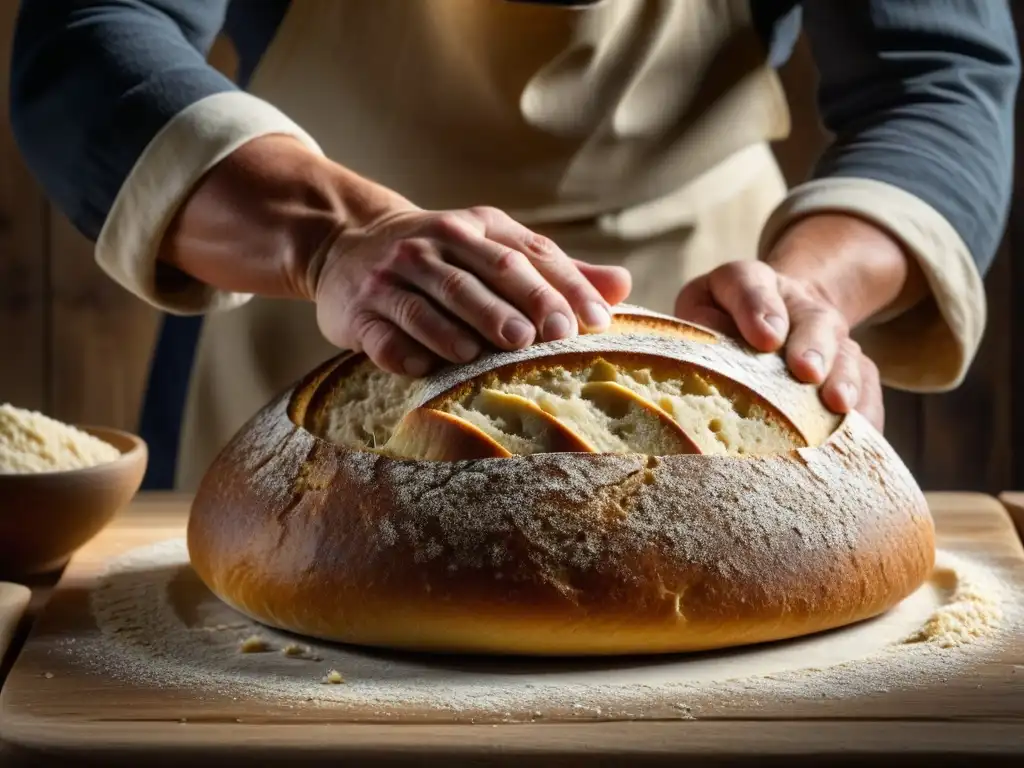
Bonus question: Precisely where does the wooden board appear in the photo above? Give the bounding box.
[1000,492,1024,542]
[1,492,1023,766]
[0,583,30,674]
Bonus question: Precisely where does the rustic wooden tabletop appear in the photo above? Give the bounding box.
[1,491,1023,767]
[999,493,1024,539]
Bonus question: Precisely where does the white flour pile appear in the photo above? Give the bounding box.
[58,539,1019,723]
[0,403,120,473]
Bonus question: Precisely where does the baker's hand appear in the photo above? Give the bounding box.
[673,214,929,432]
[674,260,884,428]
[311,206,632,376]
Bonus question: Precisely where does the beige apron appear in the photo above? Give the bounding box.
[176,0,791,491]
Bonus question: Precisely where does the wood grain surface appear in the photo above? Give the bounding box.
[0,583,30,677]
[1000,493,1024,542]
[0,492,1022,766]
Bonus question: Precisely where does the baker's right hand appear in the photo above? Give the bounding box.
[310,206,632,376]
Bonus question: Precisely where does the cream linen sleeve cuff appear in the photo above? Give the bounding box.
[758,178,987,393]
[94,91,324,315]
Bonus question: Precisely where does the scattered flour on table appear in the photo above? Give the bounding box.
[901,558,1005,648]
[59,539,1021,723]
[0,402,120,473]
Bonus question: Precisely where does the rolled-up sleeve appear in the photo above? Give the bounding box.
[759,0,1020,392]
[10,0,321,314]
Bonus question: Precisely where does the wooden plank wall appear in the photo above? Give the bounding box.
[0,4,235,432]
[0,5,1021,493]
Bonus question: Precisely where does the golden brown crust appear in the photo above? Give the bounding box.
[187,305,935,656]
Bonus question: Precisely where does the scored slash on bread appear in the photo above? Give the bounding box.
[577,380,702,455]
[387,390,597,462]
[386,408,511,461]
[384,345,812,460]
[469,389,596,454]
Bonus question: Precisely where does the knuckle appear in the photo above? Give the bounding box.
[351,312,399,359]
[361,267,396,297]
[720,260,757,282]
[748,260,779,281]
[437,268,472,305]
[523,232,558,262]
[828,308,851,336]
[492,247,527,275]
[390,239,431,270]
[476,299,514,337]
[430,212,470,241]
[350,309,383,340]
[467,205,501,224]
[390,291,430,329]
[715,260,744,278]
[799,304,846,333]
[560,279,597,308]
[522,280,563,316]
[843,337,863,358]
[740,285,775,310]
[366,326,404,365]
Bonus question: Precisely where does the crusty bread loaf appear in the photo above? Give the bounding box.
[187,305,935,656]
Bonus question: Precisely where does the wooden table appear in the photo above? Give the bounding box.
[0,494,187,687]
[999,492,1024,540]
[1,492,1023,767]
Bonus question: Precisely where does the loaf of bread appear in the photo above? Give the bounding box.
[188,305,935,656]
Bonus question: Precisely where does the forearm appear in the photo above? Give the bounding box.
[157,135,404,302]
[765,213,928,330]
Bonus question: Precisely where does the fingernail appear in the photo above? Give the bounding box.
[763,313,787,339]
[579,301,611,332]
[542,312,572,341]
[802,350,824,378]
[403,356,431,376]
[501,318,534,347]
[838,382,859,410]
[454,338,481,362]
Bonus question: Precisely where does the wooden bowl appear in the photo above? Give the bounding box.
[0,426,147,578]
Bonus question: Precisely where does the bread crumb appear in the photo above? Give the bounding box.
[238,635,272,653]
[43,672,54,679]
[281,643,320,660]
[322,669,344,684]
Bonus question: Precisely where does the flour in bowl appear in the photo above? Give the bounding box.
[0,403,120,473]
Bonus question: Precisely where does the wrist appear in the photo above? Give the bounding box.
[764,213,928,327]
[158,134,409,301]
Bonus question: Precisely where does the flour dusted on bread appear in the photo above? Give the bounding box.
[0,403,120,474]
[187,305,934,657]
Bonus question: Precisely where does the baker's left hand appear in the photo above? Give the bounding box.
[673,214,929,433]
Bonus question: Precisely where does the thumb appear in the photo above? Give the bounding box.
[574,261,632,305]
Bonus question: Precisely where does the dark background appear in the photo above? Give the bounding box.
[1,6,1022,492]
